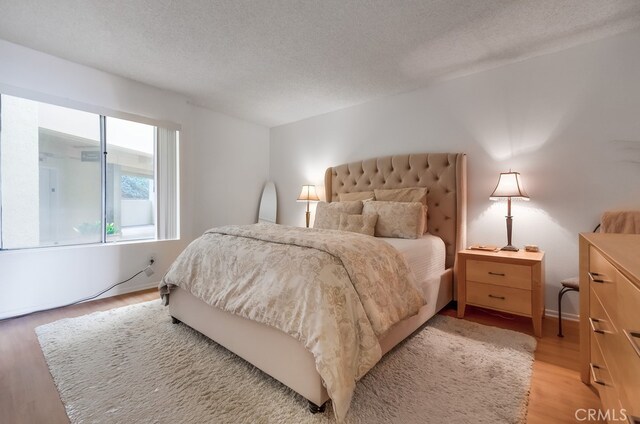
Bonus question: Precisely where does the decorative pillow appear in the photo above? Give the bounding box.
[373,187,427,205]
[313,201,363,230]
[339,213,377,236]
[374,187,428,233]
[362,201,425,239]
[338,191,375,202]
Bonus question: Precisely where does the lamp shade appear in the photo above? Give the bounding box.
[490,171,529,200]
[297,185,320,202]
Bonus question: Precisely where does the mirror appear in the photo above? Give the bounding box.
[258,181,277,224]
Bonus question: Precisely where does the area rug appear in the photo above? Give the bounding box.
[36,300,536,423]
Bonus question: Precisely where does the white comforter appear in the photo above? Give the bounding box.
[160,223,425,421]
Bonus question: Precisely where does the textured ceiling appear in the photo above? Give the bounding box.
[0,1,639,127]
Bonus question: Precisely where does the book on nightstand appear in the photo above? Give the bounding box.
[468,244,499,252]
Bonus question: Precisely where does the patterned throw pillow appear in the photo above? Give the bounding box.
[362,201,425,239]
[338,213,378,236]
[374,188,428,233]
[313,201,364,230]
[338,191,375,202]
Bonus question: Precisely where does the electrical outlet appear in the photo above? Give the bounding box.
[145,255,156,277]
[144,265,155,277]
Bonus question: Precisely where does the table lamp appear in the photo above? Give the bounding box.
[490,171,529,251]
[297,185,319,228]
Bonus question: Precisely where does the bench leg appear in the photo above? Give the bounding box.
[308,401,326,414]
[557,287,578,337]
[558,288,564,337]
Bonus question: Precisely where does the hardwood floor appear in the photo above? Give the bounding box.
[0,289,158,424]
[440,305,604,424]
[1,291,602,424]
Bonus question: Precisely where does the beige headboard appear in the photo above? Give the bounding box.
[324,153,467,269]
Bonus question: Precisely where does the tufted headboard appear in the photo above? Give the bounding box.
[324,153,467,270]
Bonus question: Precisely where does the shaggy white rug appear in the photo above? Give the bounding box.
[36,300,535,423]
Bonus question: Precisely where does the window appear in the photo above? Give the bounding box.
[105,117,156,242]
[0,93,179,250]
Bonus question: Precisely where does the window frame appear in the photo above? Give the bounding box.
[0,87,180,251]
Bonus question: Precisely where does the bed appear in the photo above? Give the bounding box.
[162,153,467,418]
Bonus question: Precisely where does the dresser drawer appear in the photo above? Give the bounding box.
[615,331,640,419]
[588,287,640,418]
[615,271,640,418]
[466,281,532,316]
[579,234,640,418]
[590,335,618,409]
[589,287,620,361]
[589,246,618,317]
[617,270,640,337]
[466,259,531,290]
[590,337,633,423]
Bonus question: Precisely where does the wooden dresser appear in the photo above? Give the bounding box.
[579,233,640,423]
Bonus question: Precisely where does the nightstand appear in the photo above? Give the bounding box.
[457,249,545,337]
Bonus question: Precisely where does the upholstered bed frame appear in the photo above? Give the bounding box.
[169,153,467,411]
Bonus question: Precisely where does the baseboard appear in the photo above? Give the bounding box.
[544,308,579,321]
[0,281,159,320]
[109,280,159,298]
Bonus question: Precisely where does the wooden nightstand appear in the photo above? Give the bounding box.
[457,249,545,337]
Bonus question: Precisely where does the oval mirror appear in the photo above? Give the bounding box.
[258,181,277,224]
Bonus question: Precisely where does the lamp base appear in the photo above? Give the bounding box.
[502,213,518,252]
[500,244,519,252]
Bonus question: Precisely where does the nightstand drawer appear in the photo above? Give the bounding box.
[467,259,531,290]
[466,281,532,316]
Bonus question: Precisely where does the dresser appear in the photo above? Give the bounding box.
[457,249,545,337]
[580,233,640,423]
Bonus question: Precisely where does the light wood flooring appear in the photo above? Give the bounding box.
[441,306,604,424]
[1,289,602,424]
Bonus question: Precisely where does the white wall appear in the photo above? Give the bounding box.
[270,29,640,318]
[189,107,270,236]
[0,95,40,248]
[0,39,269,319]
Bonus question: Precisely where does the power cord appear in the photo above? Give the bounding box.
[0,259,155,322]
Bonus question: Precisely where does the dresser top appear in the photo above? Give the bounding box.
[580,233,640,286]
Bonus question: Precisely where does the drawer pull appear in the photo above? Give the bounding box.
[488,294,506,300]
[488,271,505,276]
[624,330,640,359]
[589,363,606,386]
[589,317,607,334]
[588,271,610,284]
